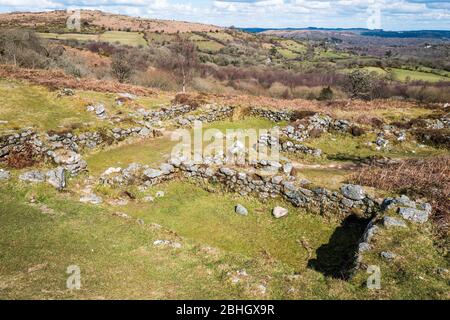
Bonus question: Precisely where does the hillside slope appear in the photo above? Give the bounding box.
[0,10,222,33]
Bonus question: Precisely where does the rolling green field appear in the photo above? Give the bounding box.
[38,31,147,47]
[389,68,450,82]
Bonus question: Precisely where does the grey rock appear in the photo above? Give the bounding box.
[80,194,102,205]
[143,196,154,202]
[272,206,288,219]
[341,198,354,208]
[358,242,371,253]
[271,176,283,185]
[341,184,366,201]
[95,104,106,116]
[398,207,429,224]
[220,167,236,177]
[139,127,151,137]
[419,202,432,214]
[396,195,416,208]
[362,222,379,243]
[283,162,293,175]
[383,216,408,229]
[380,251,396,261]
[0,169,10,180]
[155,191,165,198]
[19,171,45,183]
[46,167,66,190]
[143,168,163,179]
[235,204,248,216]
[160,163,174,175]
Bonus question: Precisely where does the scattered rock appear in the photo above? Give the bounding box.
[383,216,408,229]
[102,167,122,176]
[80,194,103,205]
[46,167,66,190]
[272,206,288,219]
[396,195,416,208]
[153,240,182,248]
[358,242,371,253]
[341,184,366,201]
[380,251,396,261]
[155,191,165,198]
[27,262,48,273]
[398,207,429,224]
[19,171,46,183]
[143,196,154,202]
[436,267,449,276]
[0,169,10,180]
[235,204,248,216]
[113,212,131,219]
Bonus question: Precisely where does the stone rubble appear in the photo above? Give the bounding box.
[0,169,10,180]
[235,204,248,216]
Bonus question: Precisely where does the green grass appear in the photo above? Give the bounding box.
[0,79,97,131]
[0,182,272,299]
[352,219,449,299]
[305,132,445,162]
[38,31,147,47]
[115,181,338,269]
[203,117,284,132]
[206,32,234,42]
[277,48,298,59]
[295,168,351,191]
[85,136,177,176]
[195,40,224,53]
[1,178,447,299]
[98,31,147,47]
[389,68,450,83]
[279,40,306,53]
[38,32,98,42]
[0,80,171,132]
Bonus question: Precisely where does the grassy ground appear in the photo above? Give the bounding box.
[85,135,177,176]
[0,79,97,131]
[38,32,98,42]
[195,40,224,53]
[0,79,171,132]
[304,132,445,163]
[1,177,447,299]
[98,31,147,47]
[38,31,147,47]
[388,68,450,83]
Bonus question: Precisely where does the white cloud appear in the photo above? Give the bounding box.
[0,0,448,30]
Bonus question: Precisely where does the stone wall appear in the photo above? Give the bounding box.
[99,157,380,218]
[249,107,292,122]
[175,106,235,127]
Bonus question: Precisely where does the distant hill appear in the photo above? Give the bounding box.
[243,27,450,40]
[0,10,222,34]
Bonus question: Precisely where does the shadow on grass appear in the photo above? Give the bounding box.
[307,215,371,280]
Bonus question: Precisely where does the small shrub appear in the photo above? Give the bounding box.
[414,128,450,149]
[350,126,365,137]
[5,143,36,169]
[318,86,334,101]
[350,156,450,238]
[172,93,207,108]
[290,110,317,122]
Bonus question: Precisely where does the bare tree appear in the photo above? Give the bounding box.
[169,36,198,93]
[111,51,134,83]
[0,29,48,68]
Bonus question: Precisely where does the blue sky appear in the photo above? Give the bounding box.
[0,0,449,30]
